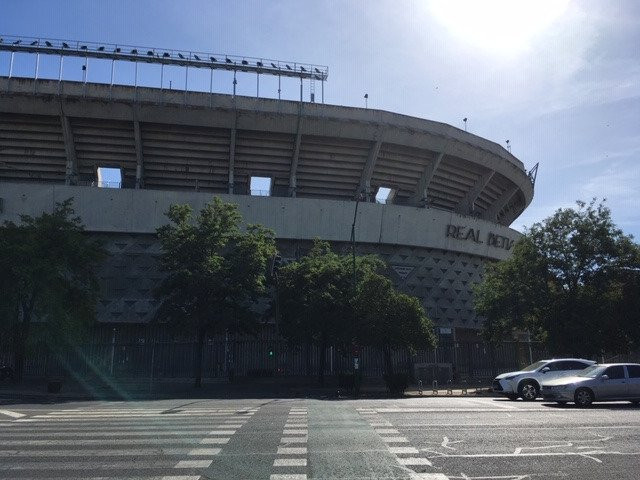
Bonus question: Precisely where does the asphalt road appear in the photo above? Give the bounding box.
[0,396,639,479]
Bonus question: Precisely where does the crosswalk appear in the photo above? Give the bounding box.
[357,407,450,480]
[0,403,463,479]
[0,405,259,480]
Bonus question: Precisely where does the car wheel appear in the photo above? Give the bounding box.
[574,388,594,408]
[507,394,518,401]
[518,381,539,401]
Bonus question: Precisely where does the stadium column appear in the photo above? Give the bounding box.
[133,118,144,189]
[483,184,518,223]
[229,108,237,194]
[454,168,495,215]
[409,151,444,206]
[357,129,384,201]
[60,113,77,186]
[288,104,304,197]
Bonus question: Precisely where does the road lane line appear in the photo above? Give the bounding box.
[174,460,213,468]
[273,406,308,478]
[0,409,25,419]
[274,458,308,467]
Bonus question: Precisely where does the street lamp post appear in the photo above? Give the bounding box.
[350,190,364,395]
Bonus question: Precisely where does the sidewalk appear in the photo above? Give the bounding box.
[0,377,497,402]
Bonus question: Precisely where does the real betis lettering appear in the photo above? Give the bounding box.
[446,224,514,251]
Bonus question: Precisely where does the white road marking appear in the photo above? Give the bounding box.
[397,457,433,466]
[278,447,307,455]
[389,447,420,454]
[207,430,236,435]
[274,458,308,466]
[428,451,640,461]
[0,409,25,419]
[174,459,213,468]
[376,428,400,434]
[161,476,202,480]
[441,437,463,450]
[270,475,307,480]
[412,474,450,479]
[283,429,308,435]
[199,438,230,444]
[187,448,221,456]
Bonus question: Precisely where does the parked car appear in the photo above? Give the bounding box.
[492,358,596,401]
[541,363,640,407]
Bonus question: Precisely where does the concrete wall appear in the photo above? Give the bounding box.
[0,182,520,261]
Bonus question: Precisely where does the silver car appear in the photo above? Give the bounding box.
[541,363,640,407]
[492,358,595,401]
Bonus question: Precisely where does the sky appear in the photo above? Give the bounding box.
[2,0,639,238]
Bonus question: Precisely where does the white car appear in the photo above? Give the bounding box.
[492,358,596,401]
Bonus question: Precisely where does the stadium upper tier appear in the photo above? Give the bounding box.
[0,76,534,226]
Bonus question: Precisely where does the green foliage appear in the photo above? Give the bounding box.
[355,271,437,374]
[474,199,640,355]
[473,237,549,342]
[0,198,106,380]
[278,240,436,380]
[154,197,276,386]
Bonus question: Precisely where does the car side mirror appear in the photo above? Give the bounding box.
[541,367,550,373]
[601,374,609,381]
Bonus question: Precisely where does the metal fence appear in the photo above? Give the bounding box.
[1,339,549,386]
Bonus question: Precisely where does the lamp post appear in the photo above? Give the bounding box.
[350,190,365,395]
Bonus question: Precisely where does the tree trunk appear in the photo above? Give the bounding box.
[318,336,327,387]
[194,326,206,388]
[383,344,393,377]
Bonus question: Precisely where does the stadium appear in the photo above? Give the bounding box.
[0,37,536,378]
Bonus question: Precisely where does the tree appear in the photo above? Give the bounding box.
[278,240,436,384]
[277,240,382,384]
[354,271,437,376]
[0,199,106,382]
[474,199,640,355]
[473,237,549,342]
[154,198,276,387]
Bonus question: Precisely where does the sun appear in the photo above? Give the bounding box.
[428,0,571,54]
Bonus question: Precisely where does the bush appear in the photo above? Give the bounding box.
[384,373,409,395]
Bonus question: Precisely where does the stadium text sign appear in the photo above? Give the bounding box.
[446,224,514,250]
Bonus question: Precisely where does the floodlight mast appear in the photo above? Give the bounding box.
[0,35,329,83]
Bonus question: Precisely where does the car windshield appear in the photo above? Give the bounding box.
[577,365,607,377]
[521,361,548,372]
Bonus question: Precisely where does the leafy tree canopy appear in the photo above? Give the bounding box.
[474,199,640,356]
[355,271,437,374]
[154,197,276,386]
[0,198,106,381]
[278,240,436,379]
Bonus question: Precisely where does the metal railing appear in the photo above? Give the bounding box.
[0,34,328,103]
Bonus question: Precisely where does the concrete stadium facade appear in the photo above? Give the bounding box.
[0,76,534,340]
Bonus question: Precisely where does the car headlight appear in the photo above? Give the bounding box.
[502,375,519,381]
[550,384,573,390]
